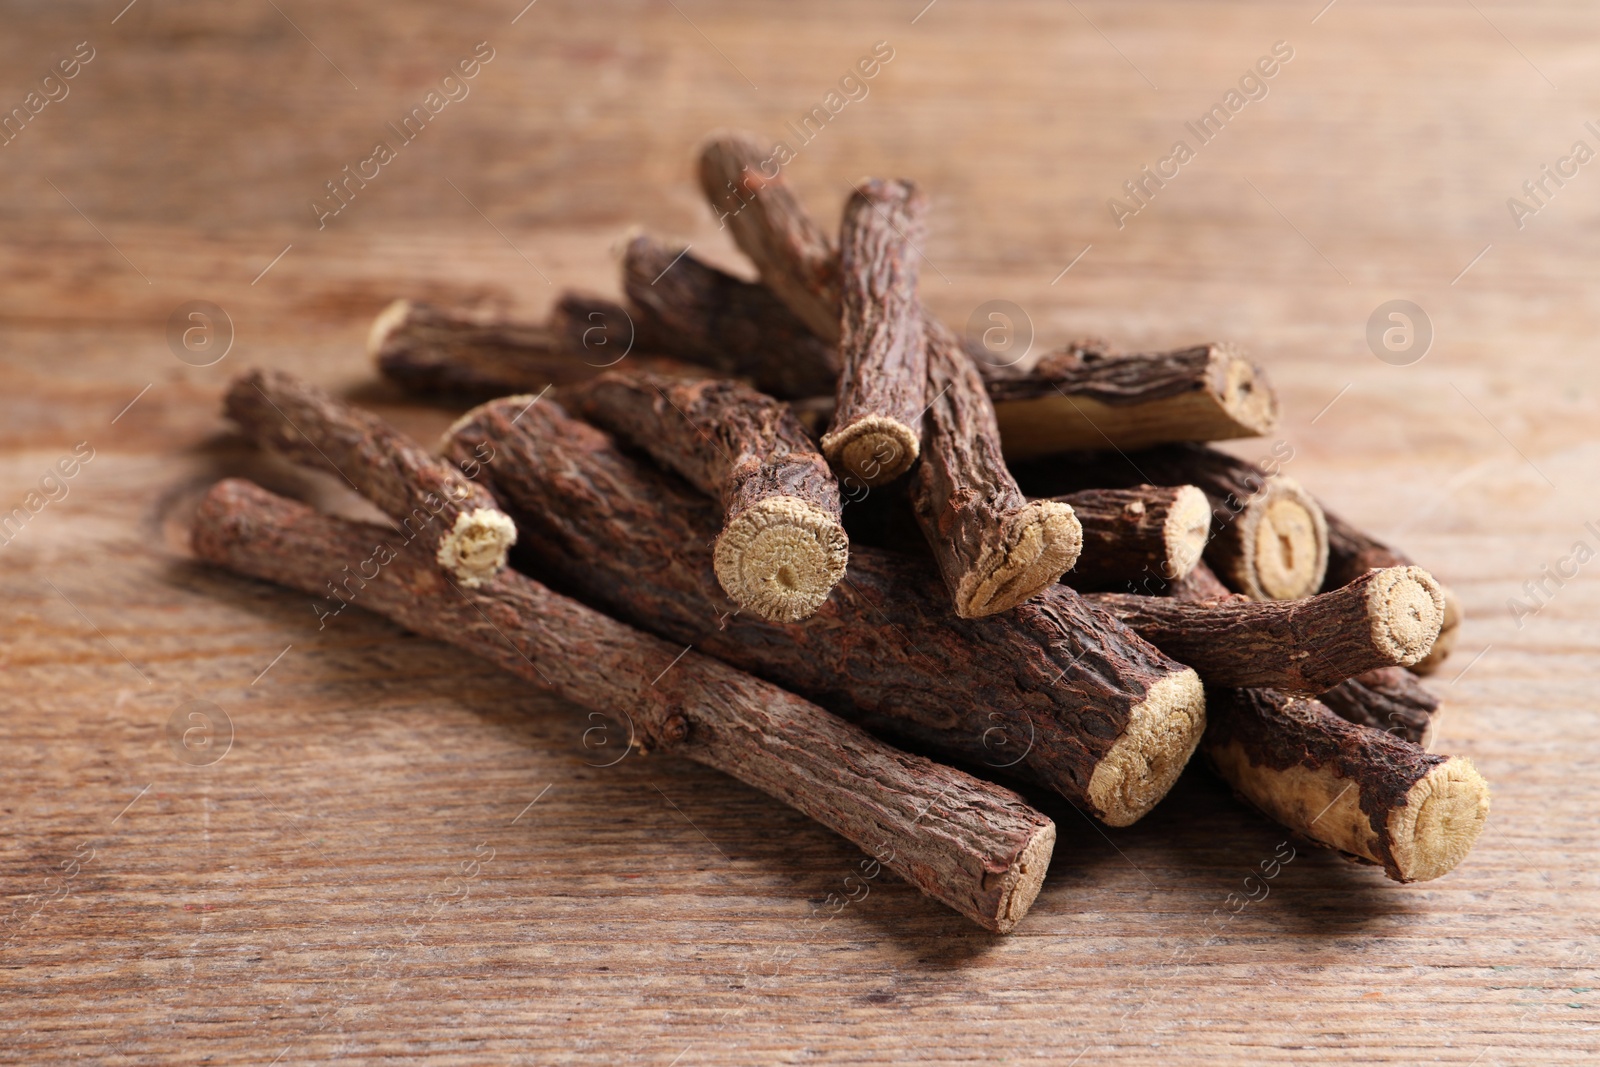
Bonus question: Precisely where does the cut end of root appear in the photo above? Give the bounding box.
[820,417,919,487]
[1215,346,1280,436]
[1410,582,1463,676]
[1245,477,1329,600]
[954,501,1083,618]
[713,495,849,622]
[1164,485,1212,581]
[1388,756,1490,881]
[436,507,518,588]
[1087,669,1206,827]
[989,821,1056,935]
[1367,565,1446,666]
[368,299,413,359]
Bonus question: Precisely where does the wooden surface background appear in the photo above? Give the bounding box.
[2,1,1597,1063]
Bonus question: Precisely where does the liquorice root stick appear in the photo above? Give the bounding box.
[446,397,1206,827]
[223,369,516,587]
[1321,504,1462,675]
[913,319,1081,617]
[193,479,1056,932]
[1086,566,1444,692]
[1052,485,1211,593]
[985,341,1280,457]
[1320,667,1441,749]
[819,179,927,486]
[1165,559,1233,601]
[563,373,848,622]
[698,131,841,342]
[1012,443,1330,601]
[621,235,842,399]
[1204,686,1489,882]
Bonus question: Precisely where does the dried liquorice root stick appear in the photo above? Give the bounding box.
[819,179,927,486]
[1321,504,1462,675]
[194,479,1055,932]
[369,296,644,395]
[984,342,1279,458]
[1086,566,1444,691]
[1012,443,1329,601]
[1052,485,1211,593]
[447,397,1205,827]
[621,235,841,399]
[1204,686,1488,882]
[223,369,515,587]
[913,319,1082,618]
[698,130,840,343]
[1320,667,1441,749]
[563,373,847,622]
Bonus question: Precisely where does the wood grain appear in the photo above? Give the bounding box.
[1,0,1596,1063]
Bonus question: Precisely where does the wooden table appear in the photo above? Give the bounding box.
[3,1,1596,1062]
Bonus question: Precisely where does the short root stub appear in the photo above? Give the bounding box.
[1366,565,1445,666]
[821,416,920,487]
[714,495,850,622]
[955,500,1083,618]
[436,507,518,587]
[1242,477,1328,600]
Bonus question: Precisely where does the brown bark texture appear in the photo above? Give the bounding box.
[562,373,848,622]
[1052,485,1211,593]
[222,368,515,587]
[621,235,842,399]
[1204,686,1489,882]
[984,341,1280,458]
[192,478,1056,932]
[1011,443,1329,601]
[697,130,841,343]
[820,179,928,486]
[1320,503,1461,675]
[911,318,1082,618]
[445,397,1207,827]
[1320,667,1441,748]
[1165,559,1235,601]
[1085,566,1444,692]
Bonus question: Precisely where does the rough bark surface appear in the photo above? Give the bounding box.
[1320,503,1462,675]
[697,130,841,342]
[820,179,927,486]
[1320,666,1441,748]
[445,397,1207,827]
[984,342,1279,457]
[1086,566,1444,691]
[1165,559,1234,601]
[223,368,515,587]
[563,373,848,622]
[1053,485,1211,593]
[192,478,1055,932]
[1012,443,1329,601]
[913,319,1082,618]
[621,235,842,399]
[1204,687,1489,882]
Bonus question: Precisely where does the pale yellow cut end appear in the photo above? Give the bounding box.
[1386,756,1490,882]
[713,495,849,622]
[820,415,919,487]
[1410,583,1463,675]
[1367,565,1446,666]
[990,821,1056,935]
[436,507,518,587]
[1250,486,1326,600]
[954,501,1083,618]
[1163,485,1212,580]
[1216,346,1280,436]
[367,298,413,358]
[1087,669,1206,827]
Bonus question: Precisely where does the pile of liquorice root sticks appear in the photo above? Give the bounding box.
[192,130,1489,932]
